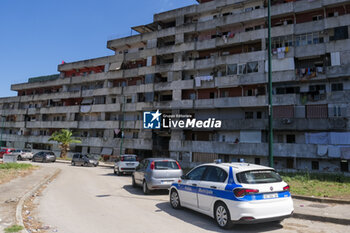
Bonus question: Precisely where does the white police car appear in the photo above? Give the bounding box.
[169,162,293,229]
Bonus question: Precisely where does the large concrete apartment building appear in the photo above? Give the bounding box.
[1,0,350,171]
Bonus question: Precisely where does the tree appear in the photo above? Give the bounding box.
[48,129,81,158]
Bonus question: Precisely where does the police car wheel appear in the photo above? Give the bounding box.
[215,202,233,229]
[132,176,137,187]
[170,190,181,209]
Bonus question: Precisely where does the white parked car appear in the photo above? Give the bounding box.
[169,162,293,229]
[114,154,139,176]
[10,149,34,160]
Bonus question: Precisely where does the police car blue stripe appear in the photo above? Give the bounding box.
[171,183,291,202]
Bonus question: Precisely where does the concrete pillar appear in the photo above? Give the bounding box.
[175,33,184,44]
[172,89,182,101]
[261,37,266,51]
[172,71,182,81]
[176,15,184,27]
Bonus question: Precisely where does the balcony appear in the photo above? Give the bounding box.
[40,106,80,114]
[0,109,27,116]
[169,140,317,158]
[82,87,122,97]
[274,118,349,131]
[90,104,120,113]
[78,121,119,129]
[154,80,194,91]
[26,121,78,129]
[3,122,25,128]
[215,72,266,88]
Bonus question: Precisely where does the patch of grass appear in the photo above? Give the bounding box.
[4,225,24,233]
[57,157,72,161]
[280,172,350,199]
[0,163,33,170]
[0,163,37,185]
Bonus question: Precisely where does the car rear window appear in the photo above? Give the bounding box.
[155,161,179,170]
[236,170,282,184]
[122,156,136,161]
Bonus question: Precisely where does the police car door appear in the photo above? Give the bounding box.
[179,166,207,209]
[198,166,228,212]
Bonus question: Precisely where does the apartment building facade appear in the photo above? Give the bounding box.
[1,0,350,172]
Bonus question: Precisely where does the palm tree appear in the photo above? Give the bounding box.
[48,129,81,158]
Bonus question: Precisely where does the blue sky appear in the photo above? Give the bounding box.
[0,0,197,98]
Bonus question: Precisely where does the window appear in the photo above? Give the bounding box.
[312,15,323,21]
[245,112,254,119]
[209,92,215,99]
[238,64,247,75]
[236,170,282,184]
[186,166,207,180]
[312,161,319,170]
[331,83,343,92]
[286,134,296,143]
[287,158,294,169]
[227,64,237,75]
[340,160,349,172]
[202,166,228,183]
[247,62,258,73]
[256,112,262,119]
[255,158,261,165]
[333,106,342,117]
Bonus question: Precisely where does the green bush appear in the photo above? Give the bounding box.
[280,172,350,183]
[4,225,24,233]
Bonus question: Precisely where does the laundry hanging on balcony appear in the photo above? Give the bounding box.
[317,145,328,157]
[195,75,213,87]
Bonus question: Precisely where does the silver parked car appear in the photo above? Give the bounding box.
[10,149,34,160]
[114,154,139,176]
[132,158,183,194]
[71,154,99,167]
[32,151,56,163]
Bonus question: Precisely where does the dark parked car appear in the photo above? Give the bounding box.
[32,151,56,163]
[71,154,99,167]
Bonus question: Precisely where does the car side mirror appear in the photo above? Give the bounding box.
[181,175,188,180]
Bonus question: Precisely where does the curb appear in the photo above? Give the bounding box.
[55,159,113,168]
[292,213,350,226]
[16,168,61,233]
[292,194,350,205]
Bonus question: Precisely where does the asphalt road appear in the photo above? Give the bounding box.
[34,163,348,233]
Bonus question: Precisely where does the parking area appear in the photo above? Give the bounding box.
[19,162,347,233]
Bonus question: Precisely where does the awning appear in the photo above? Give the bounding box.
[81,98,93,105]
[109,62,123,71]
[101,148,113,155]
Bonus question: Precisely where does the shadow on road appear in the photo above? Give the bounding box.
[123,184,169,196]
[155,202,284,233]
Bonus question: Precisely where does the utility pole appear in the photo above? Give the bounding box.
[268,0,274,168]
[119,96,126,155]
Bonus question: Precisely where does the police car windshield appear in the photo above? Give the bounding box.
[236,170,282,184]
